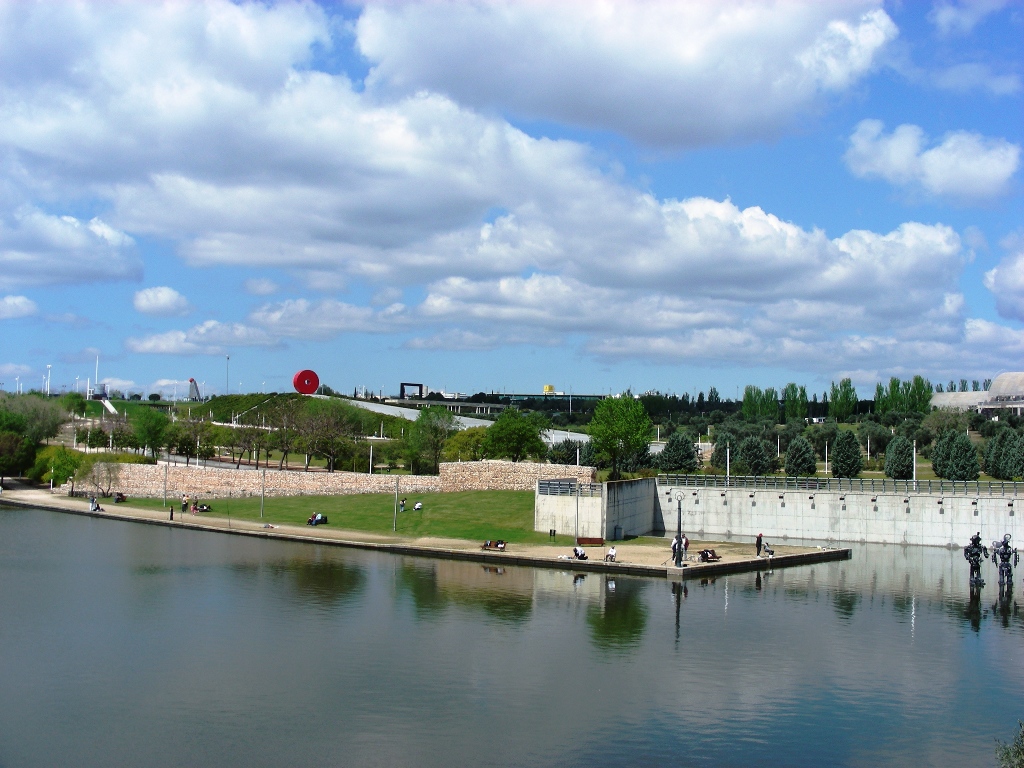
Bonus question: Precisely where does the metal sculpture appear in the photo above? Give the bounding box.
[293,370,320,395]
[963,532,989,588]
[990,534,1018,588]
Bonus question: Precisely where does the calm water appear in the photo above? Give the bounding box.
[1,507,1021,767]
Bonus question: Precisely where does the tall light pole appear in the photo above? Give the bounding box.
[46,364,51,396]
[673,490,685,567]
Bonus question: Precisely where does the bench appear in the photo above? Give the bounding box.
[576,537,604,546]
[481,540,507,552]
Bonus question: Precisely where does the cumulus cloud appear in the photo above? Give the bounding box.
[845,119,1020,201]
[404,330,502,351]
[933,63,1020,95]
[0,294,37,319]
[0,362,31,377]
[99,377,135,390]
[984,248,1024,321]
[928,0,1009,36]
[248,298,397,340]
[125,320,275,355]
[357,1,896,147]
[0,207,139,289]
[133,286,190,316]
[243,278,279,296]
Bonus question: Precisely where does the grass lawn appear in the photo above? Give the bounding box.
[127,490,574,545]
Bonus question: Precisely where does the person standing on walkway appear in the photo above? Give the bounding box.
[682,533,689,561]
[756,533,763,557]
[181,493,188,515]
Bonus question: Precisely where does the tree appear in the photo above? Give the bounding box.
[657,430,699,473]
[944,432,979,481]
[931,430,955,478]
[148,393,162,401]
[806,421,838,460]
[996,720,1024,768]
[589,393,652,480]
[782,382,808,420]
[884,436,914,480]
[828,379,858,422]
[785,436,817,476]
[547,438,584,466]
[61,392,87,417]
[0,431,36,483]
[132,408,169,459]
[857,419,892,457]
[442,426,488,462]
[409,405,460,474]
[707,386,721,406]
[830,430,862,478]
[481,408,548,461]
[997,433,1024,481]
[737,436,772,476]
[50,447,83,491]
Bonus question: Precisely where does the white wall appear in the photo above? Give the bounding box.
[654,485,1021,548]
[534,493,603,540]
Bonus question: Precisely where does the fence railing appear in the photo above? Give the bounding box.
[656,474,1020,496]
[537,479,602,497]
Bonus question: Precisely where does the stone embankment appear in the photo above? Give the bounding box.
[63,459,596,499]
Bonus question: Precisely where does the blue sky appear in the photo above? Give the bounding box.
[1,0,1021,400]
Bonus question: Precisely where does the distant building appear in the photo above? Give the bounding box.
[930,372,1024,416]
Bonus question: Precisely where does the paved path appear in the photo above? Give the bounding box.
[1,488,850,579]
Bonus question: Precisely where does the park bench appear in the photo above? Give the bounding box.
[481,540,507,551]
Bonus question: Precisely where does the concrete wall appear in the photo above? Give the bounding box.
[67,460,596,499]
[604,478,657,540]
[533,493,603,540]
[655,485,1022,548]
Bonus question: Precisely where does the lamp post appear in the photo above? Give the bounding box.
[673,490,685,567]
[46,364,51,396]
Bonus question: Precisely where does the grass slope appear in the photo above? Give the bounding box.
[127,489,572,545]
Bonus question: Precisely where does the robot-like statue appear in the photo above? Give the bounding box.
[991,534,1019,588]
[964,532,989,588]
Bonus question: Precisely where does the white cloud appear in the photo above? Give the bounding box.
[125,320,275,355]
[0,363,31,378]
[983,248,1024,321]
[133,286,190,316]
[247,298,391,340]
[0,207,139,289]
[100,377,135,390]
[357,1,896,147]
[0,294,37,319]
[845,119,1020,201]
[933,63,1020,95]
[404,330,501,352]
[243,278,279,296]
[928,0,1009,36]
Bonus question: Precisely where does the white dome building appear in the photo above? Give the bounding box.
[930,372,1024,415]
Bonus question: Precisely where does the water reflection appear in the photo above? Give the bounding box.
[585,577,648,653]
[268,557,365,608]
[396,560,533,623]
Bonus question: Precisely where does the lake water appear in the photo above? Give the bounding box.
[1,506,1021,767]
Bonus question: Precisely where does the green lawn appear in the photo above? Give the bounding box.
[127,489,573,545]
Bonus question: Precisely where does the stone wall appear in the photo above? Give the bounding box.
[65,459,595,499]
[439,460,595,492]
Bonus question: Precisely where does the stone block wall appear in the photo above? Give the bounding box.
[438,460,595,492]
[65,459,595,499]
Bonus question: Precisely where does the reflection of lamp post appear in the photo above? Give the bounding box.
[673,490,685,567]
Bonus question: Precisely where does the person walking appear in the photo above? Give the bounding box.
[682,533,689,561]
[756,533,763,558]
[181,493,188,516]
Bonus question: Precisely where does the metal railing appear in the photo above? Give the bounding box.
[537,479,602,497]
[656,474,1020,496]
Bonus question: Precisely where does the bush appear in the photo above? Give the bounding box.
[27,445,86,484]
[884,436,914,480]
[657,430,700,473]
[737,436,773,476]
[830,430,862,478]
[944,432,980,481]
[784,436,817,476]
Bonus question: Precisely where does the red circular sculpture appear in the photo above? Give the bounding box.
[293,369,320,395]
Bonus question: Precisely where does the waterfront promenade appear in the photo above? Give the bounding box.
[1,487,849,579]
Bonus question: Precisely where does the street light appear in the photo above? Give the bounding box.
[673,490,685,567]
[46,364,51,396]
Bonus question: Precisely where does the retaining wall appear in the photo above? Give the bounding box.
[65,460,596,499]
[654,485,1022,548]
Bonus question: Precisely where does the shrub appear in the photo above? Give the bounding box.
[830,430,862,478]
[784,436,817,476]
[884,436,914,480]
[657,430,700,473]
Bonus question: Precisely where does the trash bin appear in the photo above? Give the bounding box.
[613,525,622,541]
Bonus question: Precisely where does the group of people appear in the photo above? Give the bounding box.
[398,498,424,513]
[671,533,690,562]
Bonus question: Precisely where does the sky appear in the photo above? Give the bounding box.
[0,0,1021,401]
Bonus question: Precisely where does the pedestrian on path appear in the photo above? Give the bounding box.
[682,533,689,561]
[181,493,188,515]
[756,533,763,558]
